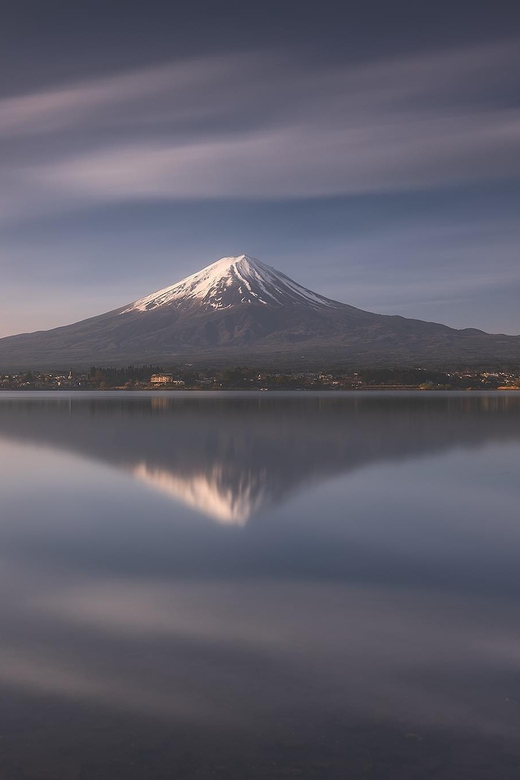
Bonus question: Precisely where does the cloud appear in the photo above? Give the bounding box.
[1,40,519,221]
[0,54,266,137]
[24,111,520,200]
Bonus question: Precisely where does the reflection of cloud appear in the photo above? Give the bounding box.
[133,462,266,525]
[12,575,520,737]
[0,646,227,724]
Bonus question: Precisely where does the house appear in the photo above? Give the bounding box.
[150,373,173,385]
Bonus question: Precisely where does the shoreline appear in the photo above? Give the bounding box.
[1,386,520,393]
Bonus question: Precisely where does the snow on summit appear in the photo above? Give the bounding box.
[122,255,338,313]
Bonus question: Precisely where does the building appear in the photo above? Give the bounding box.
[150,373,173,385]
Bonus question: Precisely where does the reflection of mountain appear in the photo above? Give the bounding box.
[0,393,519,522]
[132,462,269,524]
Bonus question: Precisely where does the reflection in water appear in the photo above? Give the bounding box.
[132,461,265,524]
[0,392,520,778]
[0,392,519,523]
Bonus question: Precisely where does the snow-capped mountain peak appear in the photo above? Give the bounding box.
[122,254,338,313]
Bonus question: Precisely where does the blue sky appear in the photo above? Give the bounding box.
[1,0,519,336]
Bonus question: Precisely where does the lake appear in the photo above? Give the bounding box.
[0,391,519,779]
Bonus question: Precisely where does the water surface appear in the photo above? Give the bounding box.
[0,391,519,779]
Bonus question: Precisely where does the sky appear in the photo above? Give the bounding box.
[1,0,519,337]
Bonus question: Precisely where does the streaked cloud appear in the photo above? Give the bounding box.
[1,40,519,220]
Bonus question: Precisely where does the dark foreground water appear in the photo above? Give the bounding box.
[0,391,520,779]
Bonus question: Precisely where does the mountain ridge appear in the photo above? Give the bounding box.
[0,254,518,369]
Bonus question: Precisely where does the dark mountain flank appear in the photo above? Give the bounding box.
[0,255,518,369]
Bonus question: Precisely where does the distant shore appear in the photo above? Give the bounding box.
[2,366,519,392]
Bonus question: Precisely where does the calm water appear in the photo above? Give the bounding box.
[0,391,520,779]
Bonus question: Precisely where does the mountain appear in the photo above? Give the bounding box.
[0,254,518,368]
